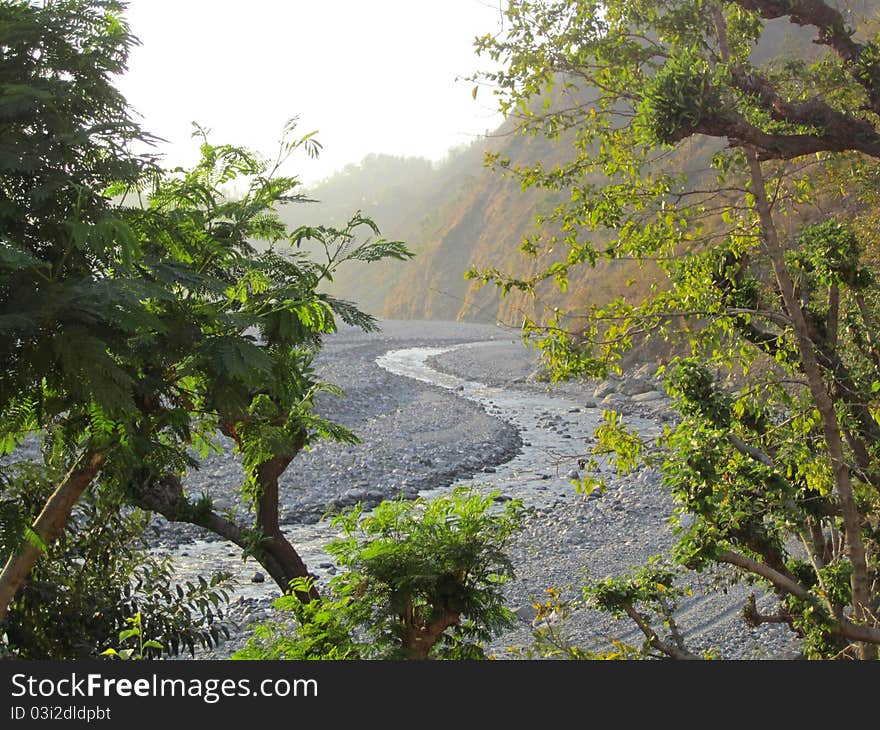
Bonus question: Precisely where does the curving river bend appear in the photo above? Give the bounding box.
[163,338,800,659]
[162,341,641,601]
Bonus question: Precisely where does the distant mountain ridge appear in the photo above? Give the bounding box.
[278,13,861,329]
[278,119,576,326]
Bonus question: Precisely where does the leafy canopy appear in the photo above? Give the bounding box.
[470,0,880,658]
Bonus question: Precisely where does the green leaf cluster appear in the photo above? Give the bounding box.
[470,0,880,657]
[233,489,525,660]
[638,50,721,146]
[0,463,232,659]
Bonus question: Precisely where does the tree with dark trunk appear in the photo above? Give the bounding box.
[0,0,411,632]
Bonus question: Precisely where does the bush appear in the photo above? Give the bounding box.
[0,462,232,659]
[233,489,525,660]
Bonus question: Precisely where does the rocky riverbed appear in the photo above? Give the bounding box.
[153,319,800,659]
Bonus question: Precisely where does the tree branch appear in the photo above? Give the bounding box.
[131,473,318,602]
[722,551,880,647]
[621,604,702,660]
[742,593,797,631]
[729,0,880,115]
[690,106,880,160]
[728,433,775,467]
[727,67,880,156]
[718,549,812,600]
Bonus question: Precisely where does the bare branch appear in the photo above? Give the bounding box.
[728,433,775,467]
[728,67,880,157]
[689,106,880,160]
[621,604,703,660]
[718,549,812,600]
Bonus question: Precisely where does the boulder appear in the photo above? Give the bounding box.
[618,377,655,396]
[631,390,664,403]
[633,362,660,380]
[601,392,628,407]
[593,380,617,398]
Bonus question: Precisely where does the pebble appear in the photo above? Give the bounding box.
[144,321,801,661]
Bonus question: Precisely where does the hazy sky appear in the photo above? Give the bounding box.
[117,0,507,185]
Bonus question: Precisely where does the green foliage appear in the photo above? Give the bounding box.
[233,489,525,660]
[0,0,416,630]
[639,50,721,146]
[101,612,165,661]
[504,587,618,660]
[576,409,648,495]
[0,467,45,559]
[587,560,683,616]
[470,0,880,657]
[0,463,232,659]
[665,358,733,427]
[583,559,711,659]
[509,568,707,661]
[231,577,361,660]
[0,0,157,442]
[117,123,412,512]
[789,220,871,290]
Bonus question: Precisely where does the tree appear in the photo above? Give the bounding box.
[469,0,880,658]
[119,126,412,601]
[0,0,162,621]
[0,0,412,630]
[232,489,525,660]
[1,462,232,659]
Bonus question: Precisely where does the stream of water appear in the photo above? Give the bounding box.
[161,342,657,604]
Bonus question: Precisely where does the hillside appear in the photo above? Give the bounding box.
[279,13,846,331]
[282,116,615,326]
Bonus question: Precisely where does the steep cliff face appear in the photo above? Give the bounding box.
[382,129,558,324]
[289,123,577,324]
[285,15,847,326]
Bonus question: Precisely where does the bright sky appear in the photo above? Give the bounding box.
[117,0,507,185]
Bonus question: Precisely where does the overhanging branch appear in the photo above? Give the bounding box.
[729,0,880,114]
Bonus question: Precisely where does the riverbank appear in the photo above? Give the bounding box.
[160,319,799,660]
[154,320,524,546]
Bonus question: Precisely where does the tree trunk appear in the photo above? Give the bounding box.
[826,283,839,352]
[713,4,874,657]
[0,452,105,623]
[255,455,319,602]
[132,470,319,603]
[745,151,876,659]
[402,609,461,660]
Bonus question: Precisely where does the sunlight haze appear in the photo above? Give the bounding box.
[117,0,506,184]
